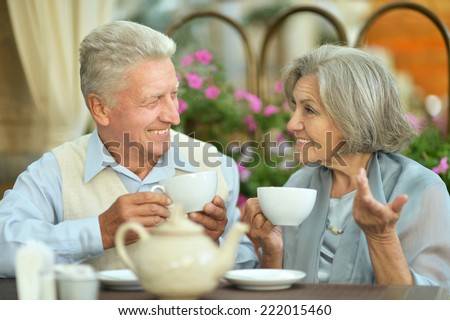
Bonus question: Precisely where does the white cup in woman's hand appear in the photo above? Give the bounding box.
[257,187,317,226]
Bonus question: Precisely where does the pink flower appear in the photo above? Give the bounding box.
[274,80,283,93]
[237,162,252,182]
[204,85,221,100]
[243,115,257,133]
[406,113,424,131]
[186,72,203,89]
[233,89,262,113]
[178,98,188,114]
[181,54,194,67]
[234,88,248,101]
[245,93,262,113]
[432,157,449,175]
[263,104,280,116]
[237,194,248,207]
[194,49,212,65]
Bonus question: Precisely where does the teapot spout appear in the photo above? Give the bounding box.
[215,222,249,277]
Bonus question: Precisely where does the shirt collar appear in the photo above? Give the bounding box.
[84,129,197,183]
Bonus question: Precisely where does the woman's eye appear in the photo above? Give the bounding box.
[305,106,316,114]
[171,91,178,99]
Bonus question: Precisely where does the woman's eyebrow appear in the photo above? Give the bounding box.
[299,98,314,104]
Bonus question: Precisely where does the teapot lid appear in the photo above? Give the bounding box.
[153,204,204,235]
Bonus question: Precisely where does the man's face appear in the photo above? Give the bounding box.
[101,58,180,170]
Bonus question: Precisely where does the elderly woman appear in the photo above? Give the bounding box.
[244,44,450,292]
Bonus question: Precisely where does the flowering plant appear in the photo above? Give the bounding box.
[402,114,450,190]
[175,49,248,147]
[174,49,299,200]
[174,49,450,201]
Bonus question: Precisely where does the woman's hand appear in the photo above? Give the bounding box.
[353,167,412,285]
[353,168,408,240]
[243,198,283,268]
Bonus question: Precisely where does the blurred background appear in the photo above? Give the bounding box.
[1,0,449,197]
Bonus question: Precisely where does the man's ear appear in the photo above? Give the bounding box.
[88,93,110,126]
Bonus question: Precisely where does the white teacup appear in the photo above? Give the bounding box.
[150,171,217,213]
[257,187,317,226]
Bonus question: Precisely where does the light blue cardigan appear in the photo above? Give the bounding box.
[283,152,450,292]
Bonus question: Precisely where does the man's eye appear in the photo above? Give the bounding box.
[144,100,158,108]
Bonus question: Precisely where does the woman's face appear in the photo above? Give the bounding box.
[287,75,346,167]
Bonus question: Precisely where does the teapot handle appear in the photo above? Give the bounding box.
[115,222,150,272]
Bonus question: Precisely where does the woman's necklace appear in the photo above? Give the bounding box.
[326,218,343,235]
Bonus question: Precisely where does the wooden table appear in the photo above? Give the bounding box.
[1,278,447,300]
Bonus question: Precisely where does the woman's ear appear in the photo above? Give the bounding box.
[87,93,110,126]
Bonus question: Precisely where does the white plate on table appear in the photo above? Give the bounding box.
[96,269,143,291]
[224,269,306,291]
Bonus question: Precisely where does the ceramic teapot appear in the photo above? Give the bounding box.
[115,204,249,299]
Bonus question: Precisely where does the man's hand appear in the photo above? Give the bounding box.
[99,192,172,249]
[188,195,227,241]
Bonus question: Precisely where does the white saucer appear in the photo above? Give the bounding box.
[96,269,143,291]
[224,269,306,291]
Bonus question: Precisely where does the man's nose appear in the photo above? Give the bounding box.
[160,98,181,125]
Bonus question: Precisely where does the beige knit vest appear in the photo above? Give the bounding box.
[52,130,228,271]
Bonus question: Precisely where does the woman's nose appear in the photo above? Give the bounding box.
[287,113,304,132]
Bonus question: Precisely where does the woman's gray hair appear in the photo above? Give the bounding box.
[79,20,176,108]
[282,44,417,153]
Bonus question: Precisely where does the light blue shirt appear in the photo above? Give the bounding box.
[0,131,258,276]
[283,152,450,293]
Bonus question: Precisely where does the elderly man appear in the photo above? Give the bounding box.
[0,21,258,274]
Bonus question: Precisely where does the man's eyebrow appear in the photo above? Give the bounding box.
[141,83,180,102]
[139,95,159,105]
